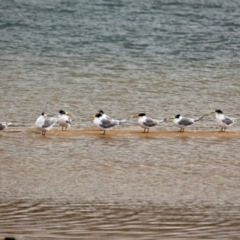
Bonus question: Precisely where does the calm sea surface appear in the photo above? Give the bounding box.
[1,0,240,239]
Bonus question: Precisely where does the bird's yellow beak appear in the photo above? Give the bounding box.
[66,113,72,117]
[209,111,215,114]
[131,115,139,118]
[88,115,95,119]
[168,116,174,120]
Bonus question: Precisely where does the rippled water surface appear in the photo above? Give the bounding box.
[1,133,240,239]
[1,0,240,239]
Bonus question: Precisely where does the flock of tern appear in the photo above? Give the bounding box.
[0,109,238,135]
[90,109,237,135]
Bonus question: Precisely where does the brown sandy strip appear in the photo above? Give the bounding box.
[14,128,240,138]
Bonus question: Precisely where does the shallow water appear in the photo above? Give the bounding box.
[1,131,240,239]
[1,0,240,239]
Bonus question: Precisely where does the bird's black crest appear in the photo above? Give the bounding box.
[138,113,146,117]
[95,113,102,118]
[98,110,104,114]
[215,109,223,114]
[41,112,45,116]
[175,114,181,119]
[59,110,66,115]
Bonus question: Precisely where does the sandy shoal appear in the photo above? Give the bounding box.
[17,128,240,138]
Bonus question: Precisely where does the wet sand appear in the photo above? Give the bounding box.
[4,127,240,139]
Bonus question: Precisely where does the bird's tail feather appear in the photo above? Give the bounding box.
[194,113,209,122]
[232,118,238,123]
[157,118,167,124]
[119,117,130,124]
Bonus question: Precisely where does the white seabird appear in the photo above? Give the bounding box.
[35,112,57,135]
[92,112,128,134]
[57,110,72,131]
[169,113,208,132]
[132,113,167,133]
[210,109,237,132]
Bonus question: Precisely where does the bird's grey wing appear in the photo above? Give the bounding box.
[223,117,233,125]
[100,119,118,128]
[144,118,157,127]
[178,118,193,126]
[42,119,55,128]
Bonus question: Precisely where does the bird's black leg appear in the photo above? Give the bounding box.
[143,129,146,133]
[103,130,106,135]
[62,127,63,131]
[147,129,149,133]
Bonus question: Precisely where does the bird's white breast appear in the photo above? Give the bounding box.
[215,114,225,127]
[58,115,70,126]
[138,116,148,129]
[35,116,45,129]
[173,117,182,127]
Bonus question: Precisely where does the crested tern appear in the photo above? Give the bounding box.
[0,122,12,130]
[132,113,167,133]
[169,113,208,132]
[57,110,72,131]
[35,112,57,135]
[210,109,237,132]
[92,112,128,134]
